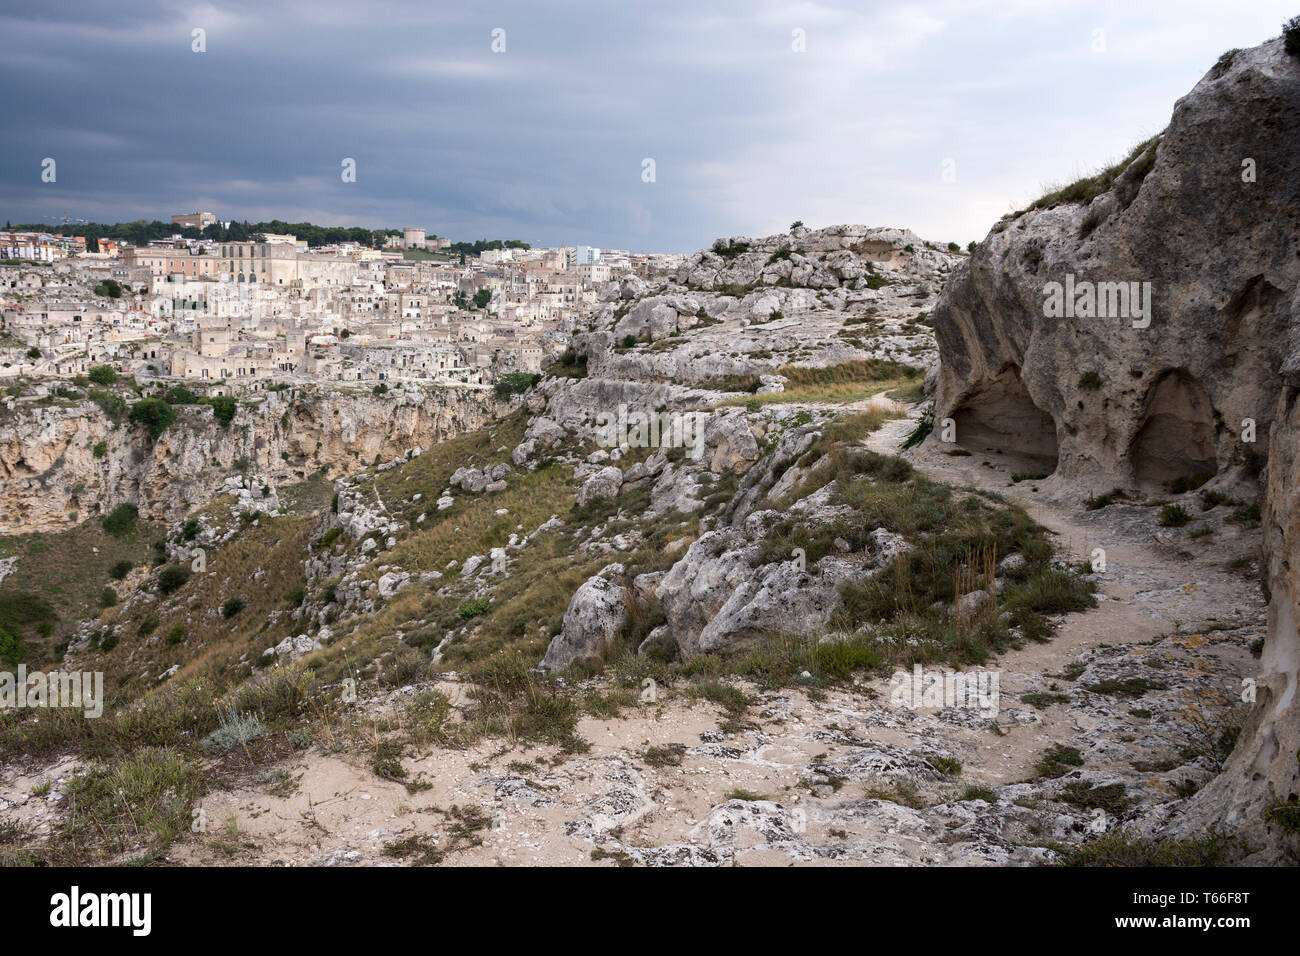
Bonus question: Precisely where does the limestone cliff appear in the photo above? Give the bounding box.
[0,385,497,533]
[931,37,1300,858]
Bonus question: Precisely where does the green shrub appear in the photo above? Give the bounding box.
[88,390,127,423]
[99,587,118,608]
[220,597,245,619]
[1285,15,1300,55]
[201,395,238,427]
[458,598,490,619]
[1060,829,1245,866]
[492,372,542,399]
[92,441,107,458]
[548,349,588,379]
[157,565,191,595]
[162,385,199,404]
[88,365,117,386]
[1168,473,1212,494]
[166,625,185,645]
[128,398,176,439]
[109,560,133,580]
[101,503,139,536]
[1159,504,1190,527]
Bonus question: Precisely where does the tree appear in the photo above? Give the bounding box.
[201,395,238,427]
[25,347,40,360]
[88,365,117,385]
[101,503,139,536]
[493,372,541,400]
[473,288,492,310]
[128,397,176,439]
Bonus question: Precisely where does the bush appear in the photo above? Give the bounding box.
[88,390,127,423]
[162,385,199,404]
[99,587,118,608]
[548,349,588,379]
[101,503,139,536]
[201,712,268,752]
[201,395,237,427]
[166,625,185,645]
[109,560,133,580]
[92,441,108,459]
[128,398,176,439]
[1159,504,1191,527]
[372,383,388,396]
[88,365,117,386]
[220,597,245,619]
[458,598,490,619]
[1285,15,1300,55]
[492,371,542,400]
[25,347,40,359]
[157,565,191,595]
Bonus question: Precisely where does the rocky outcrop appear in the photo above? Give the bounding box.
[932,40,1299,500]
[0,384,497,533]
[540,564,628,671]
[931,37,1300,859]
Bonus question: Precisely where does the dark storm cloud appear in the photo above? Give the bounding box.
[0,1,1293,251]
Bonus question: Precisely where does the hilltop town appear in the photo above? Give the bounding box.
[1,216,683,392]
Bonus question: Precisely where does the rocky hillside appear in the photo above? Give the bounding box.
[929,36,1300,860]
[0,59,1293,864]
[0,383,496,534]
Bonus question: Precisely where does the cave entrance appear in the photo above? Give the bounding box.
[1131,369,1218,491]
[951,366,1059,472]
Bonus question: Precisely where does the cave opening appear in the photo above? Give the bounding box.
[1130,369,1219,491]
[951,366,1059,472]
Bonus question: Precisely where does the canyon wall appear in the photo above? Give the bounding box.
[0,384,498,533]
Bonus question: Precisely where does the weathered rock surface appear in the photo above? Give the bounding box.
[0,385,496,533]
[932,40,1299,503]
[541,564,628,671]
[930,37,1300,861]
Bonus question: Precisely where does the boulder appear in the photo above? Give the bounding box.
[540,564,628,671]
[577,465,623,506]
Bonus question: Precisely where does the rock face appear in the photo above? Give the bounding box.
[541,564,628,671]
[0,385,496,533]
[1174,346,1300,859]
[930,37,1300,859]
[932,40,1299,500]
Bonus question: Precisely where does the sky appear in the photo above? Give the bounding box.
[0,0,1293,252]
